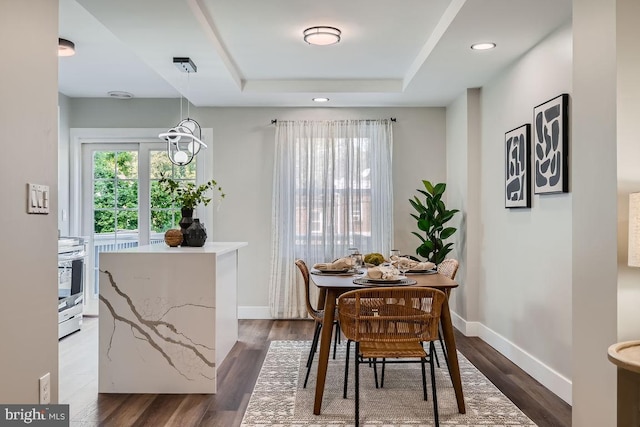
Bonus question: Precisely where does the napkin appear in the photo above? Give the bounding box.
[313,257,353,271]
[367,265,400,280]
[391,256,416,267]
[411,261,436,271]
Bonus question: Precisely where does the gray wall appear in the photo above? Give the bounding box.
[65,102,446,312]
[58,94,71,236]
[446,24,573,403]
[0,0,60,403]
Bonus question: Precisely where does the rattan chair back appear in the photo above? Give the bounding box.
[437,258,459,280]
[295,259,323,322]
[338,287,446,345]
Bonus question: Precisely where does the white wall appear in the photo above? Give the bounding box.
[0,0,60,403]
[447,24,573,403]
[572,0,618,424]
[616,0,640,342]
[66,102,446,312]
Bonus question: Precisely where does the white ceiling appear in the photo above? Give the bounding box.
[58,0,572,107]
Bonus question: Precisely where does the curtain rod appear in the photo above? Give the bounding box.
[271,117,396,125]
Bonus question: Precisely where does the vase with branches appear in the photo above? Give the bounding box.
[158,173,225,246]
[409,180,459,264]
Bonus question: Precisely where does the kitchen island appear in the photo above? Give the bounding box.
[98,241,247,394]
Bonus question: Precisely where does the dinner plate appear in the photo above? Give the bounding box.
[406,269,437,275]
[353,277,417,286]
[311,269,354,276]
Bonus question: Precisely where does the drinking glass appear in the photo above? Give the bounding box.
[397,259,410,277]
[353,253,363,273]
[389,249,400,260]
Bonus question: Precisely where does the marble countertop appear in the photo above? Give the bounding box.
[115,241,248,255]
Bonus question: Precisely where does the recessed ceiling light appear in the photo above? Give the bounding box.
[303,26,341,46]
[58,38,75,57]
[108,91,134,99]
[312,97,330,103]
[471,42,496,51]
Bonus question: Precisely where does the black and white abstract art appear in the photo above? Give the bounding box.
[533,94,569,194]
[505,124,531,208]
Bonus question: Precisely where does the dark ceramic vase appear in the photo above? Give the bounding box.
[179,207,194,246]
[184,219,207,247]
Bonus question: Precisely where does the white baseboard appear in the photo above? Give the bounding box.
[451,310,572,405]
[238,306,272,319]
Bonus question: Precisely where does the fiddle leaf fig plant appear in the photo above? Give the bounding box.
[409,180,459,264]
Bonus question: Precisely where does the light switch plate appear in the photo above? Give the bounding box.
[27,183,49,214]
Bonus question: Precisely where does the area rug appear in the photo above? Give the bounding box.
[241,340,536,427]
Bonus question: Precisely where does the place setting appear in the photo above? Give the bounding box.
[353,263,416,286]
[311,250,363,276]
[389,250,438,275]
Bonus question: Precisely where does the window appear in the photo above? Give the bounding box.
[269,119,394,318]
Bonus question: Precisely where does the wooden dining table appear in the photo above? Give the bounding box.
[310,270,466,415]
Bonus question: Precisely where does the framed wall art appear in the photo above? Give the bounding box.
[505,123,531,208]
[533,93,569,194]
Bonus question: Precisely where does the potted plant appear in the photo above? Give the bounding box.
[158,173,225,246]
[409,180,459,264]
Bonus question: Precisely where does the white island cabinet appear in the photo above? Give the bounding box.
[98,242,247,394]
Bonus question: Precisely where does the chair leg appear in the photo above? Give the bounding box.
[303,322,322,388]
[438,326,454,388]
[381,358,385,388]
[355,342,360,427]
[333,321,340,360]
[420,356,428,401]
[432,335,441,368]
[372,358,379,389]
[429,341,440,427]
[306,322,321,368]
[343,339,351,398]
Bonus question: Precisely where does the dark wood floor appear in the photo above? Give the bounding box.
[59,317,571,426]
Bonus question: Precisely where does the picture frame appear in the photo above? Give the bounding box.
[505,124,531,208]
[533,94,569,194]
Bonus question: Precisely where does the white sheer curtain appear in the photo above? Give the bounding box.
[269,119,394,318]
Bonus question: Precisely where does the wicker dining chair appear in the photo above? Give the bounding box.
[436,258,460,362]
[437,258,459,285]
[338,286,446,427]
[295,259,340,388]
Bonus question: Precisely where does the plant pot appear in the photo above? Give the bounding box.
[184,219,207,247]
[179,207,194,246]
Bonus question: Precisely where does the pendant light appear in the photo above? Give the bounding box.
[158,57,207,166]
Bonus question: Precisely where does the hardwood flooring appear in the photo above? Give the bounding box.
[59,318,571,426]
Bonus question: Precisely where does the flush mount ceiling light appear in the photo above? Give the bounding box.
[312,97,330,102]
[158,57,207,166]
[58,38,75,57]
[303,26,341,46]
[470,42,496,51]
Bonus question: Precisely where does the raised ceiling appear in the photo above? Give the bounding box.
[58,0,572,107]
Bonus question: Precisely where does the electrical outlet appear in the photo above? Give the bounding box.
[39,373,50,404]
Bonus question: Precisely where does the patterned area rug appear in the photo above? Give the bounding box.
[241,340,536,427]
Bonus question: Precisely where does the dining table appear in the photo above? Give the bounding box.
[310,269,466,415]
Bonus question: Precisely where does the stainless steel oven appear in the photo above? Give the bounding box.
[58,237,87,339]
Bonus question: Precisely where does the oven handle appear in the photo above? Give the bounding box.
[58,250,86,262]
